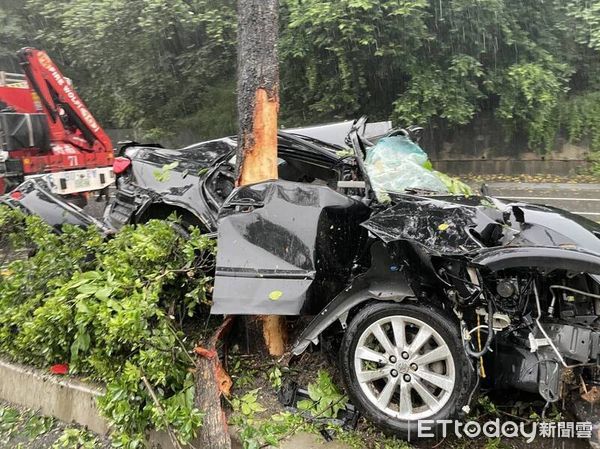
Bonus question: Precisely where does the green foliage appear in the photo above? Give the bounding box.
[393,55,484,126]
[153,161,180,182]
[0,405,21,436]
[267,365,283,390]
[180,80,238,140]
[236,411,304,449]
[328,423,412,449]
[0,207,215,448]
[434,171,473,196]
[565,1,600,51]
[2,0,600,151]
[496,62,569,151]
[0,0,30,66]
[229,355,258,389]
[373,437,412,449]
[297,370,348,418]
[0,405,61,447]
[483,438,509,449]
[3,0,237,139]
[230,389,284,449]
[280,0,600,152]
[231,389,267,417]
[558,90,600,176]
[562,92,600,152]
[230,389,305,449]
[476,395,499,416]
[51,428,99,449]
[280,0,429,122]
[24,414,55,438]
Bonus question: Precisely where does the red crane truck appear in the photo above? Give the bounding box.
[0,48,114,196]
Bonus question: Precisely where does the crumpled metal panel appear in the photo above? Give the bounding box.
[472,246,600,274]
[361,196,510,255]
[211,180,370,315]
[362,194,600,256]
[0,177,110,233]
[292,241,414,355]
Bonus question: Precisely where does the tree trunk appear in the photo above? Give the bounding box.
[194,317,234,449]
[236,0,278,186]
[195,350,231,449]
[236,0,287,356]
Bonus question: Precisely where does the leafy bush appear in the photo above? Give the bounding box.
[496,62,569,152]
[393,55,484,127]
[51,428,99,449]
[0,206,215,447]
[562,92,600,152]
[230,388,305,449]
[297,370,348,418]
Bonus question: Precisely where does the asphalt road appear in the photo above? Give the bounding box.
[81,190,112,220]
[475,182,600,221]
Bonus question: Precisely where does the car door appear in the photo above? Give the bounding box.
[210,134,369,316]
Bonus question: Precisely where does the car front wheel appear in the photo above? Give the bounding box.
[339,301,475,439]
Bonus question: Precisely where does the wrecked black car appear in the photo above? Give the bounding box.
[103,132,354,232]
[210,117,600,437]
[0,177,110,233]
[7,118,600,438]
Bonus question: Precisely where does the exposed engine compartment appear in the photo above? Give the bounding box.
[439,260,600,405]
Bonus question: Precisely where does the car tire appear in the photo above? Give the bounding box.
[339,301,475,439]
[169,222,191,239]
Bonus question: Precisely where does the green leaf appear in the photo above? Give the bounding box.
[94,287,113,301]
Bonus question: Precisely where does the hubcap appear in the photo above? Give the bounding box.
[353,315,455,420]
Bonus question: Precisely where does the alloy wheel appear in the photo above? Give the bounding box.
[353,315,456,420]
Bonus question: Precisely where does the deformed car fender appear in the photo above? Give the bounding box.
[292,241,414,355]
[472,246,600,274]
[1,177,111,233]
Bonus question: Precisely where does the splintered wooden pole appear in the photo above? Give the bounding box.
[236,0,287,356]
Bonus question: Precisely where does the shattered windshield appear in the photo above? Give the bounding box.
[363,134,470,200]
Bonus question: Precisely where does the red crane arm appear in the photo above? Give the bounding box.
[16,47,113,153]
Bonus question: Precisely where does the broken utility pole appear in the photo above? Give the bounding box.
[236,0,287,356]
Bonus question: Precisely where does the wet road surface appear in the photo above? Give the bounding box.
[476,182,600,221]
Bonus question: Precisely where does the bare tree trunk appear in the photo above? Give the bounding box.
[236,0,278,185]
[236,0,287,356]
[194,317,234,449]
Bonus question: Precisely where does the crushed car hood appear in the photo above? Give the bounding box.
[361,194,600,256]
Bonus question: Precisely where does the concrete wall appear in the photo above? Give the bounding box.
[421,111,591,175]
[0,358,199,449]
[108,111,594,176]
[0,359,107,434]
[0,357,339,449]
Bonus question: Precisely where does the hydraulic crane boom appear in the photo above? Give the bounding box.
[0,48,114,196]
[17,47,113,155]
